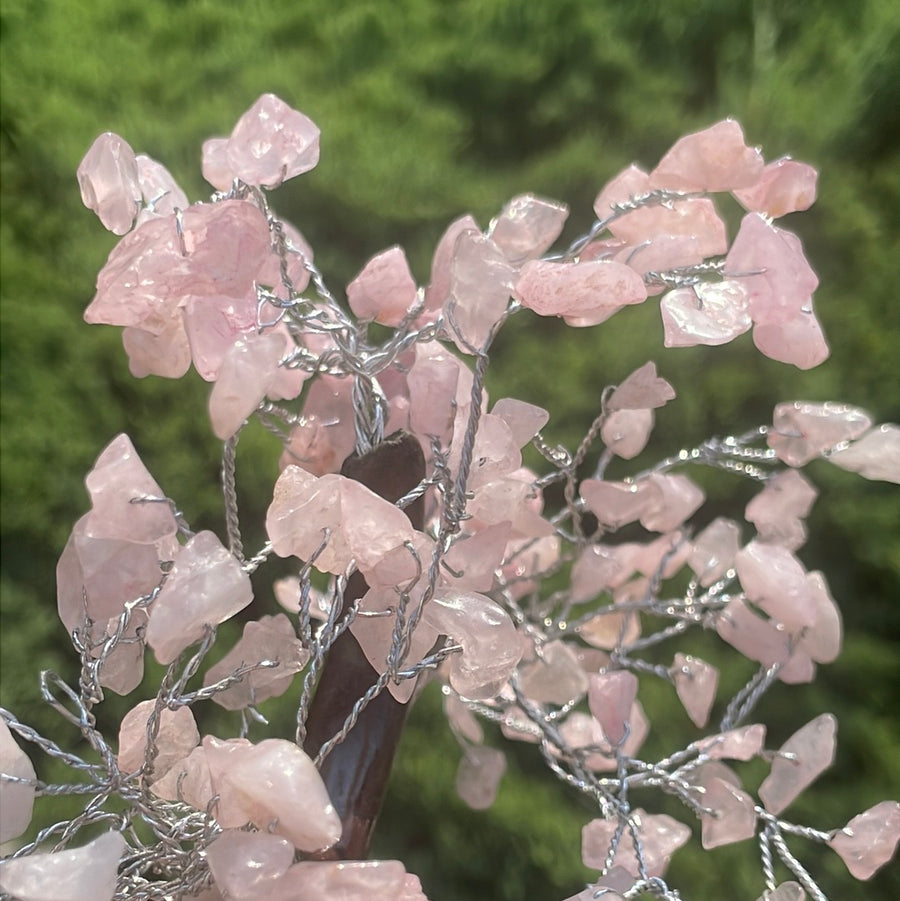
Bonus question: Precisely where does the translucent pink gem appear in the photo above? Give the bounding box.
[581,479,654,529]
[423,214,480,316]
[650,119,764,192]
[672,653,718,728]
[135,153,189,222]
[150,743,214,810]
[491,397,549,447]
[558,704,648,771]
[759,713,837,815]
[488,193,569,264]
[225,93,320,188]
[571,543,641,601]
[272,860,428,901]
[204,614,308,710]
[594,164,651,221]
[515,259,647,326]
[467,473,555,540]
[661,280,752,347]
[444,694,484,744]
[797,571,842,664]
[456,745,506,810]
[578,606,641,652]
[461,413,522,489]
[695,767,757,849]
[735,540,815,632]
[421,589,522,700]
[753,883,807,901]
[768,401,872,467]
[639,473,704,532]
[828,800,900,880]
[608,362,676,411]
[613,197,728,259]
[619,233,714,276]
[202,137,233,191]
[688,517,741,586]
[122,311,192,379]
[182,293,257,382]
[96,608,149,695]
[145,530,254,664]
[745,470,817,551]
[0,719,36,844]
[0,831,125,901]
[406,341,463,443]
[273,576,332,621]
[77,132,141,235]
[207,829,294,899]
[582,809,690,876]
[518,640,588,706]
[441,522,510,593]
[828,423,900,483]
[698,724,767,761]
[588,671,638,745]
[600,408,654,459]
[752,304,830,370]
[347,246,418,326]
[634,531,692,580]
[117,699,200,780]
[734,158,818,218]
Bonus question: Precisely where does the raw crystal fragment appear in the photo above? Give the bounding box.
[96,608,149,695]
[745,470,817,550]
[734,540,815,631]
[734,158,818,218]
[828,800,900,880]
[600,408,654,459]
[456,745,506,810]
[206,829,295,899]
[135,153,189,221]
[672,653,718,728]
[77,132,142,234]
[688,517,741,586]
[441,522,510,593]
[271,859,428,901]
[607,362,675,411]
[347,246,419,326]
[753,883,807,901]
[0,831,125,901]
[580,479,655,529]
[828,423,900,483]
[758,713,837,815]
[696,769,757,849]
[423,214,480,316]
[150,743,214,810]
[570,543,641,600]
[444,694,484,744]
[752,304,830,369]
[588,671,638,745]
[116,699,200,780]
[768,401,872,467]
[581,810,690,876]
[797,571,842,664]
[0,719,36,844]
[638,473,704,532]
[202,137,233,191]
[661,280,752,347]
[518,640,588,706]
[488,194,569,264]
[407,341,463,443]
[491,397,549,447]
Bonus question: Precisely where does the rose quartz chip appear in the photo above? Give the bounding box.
[745,470,817,550]
[735,540,815,631]
[202,137,233,191]
[672,654,718,728]
[96,608,148,695]
[207,829,295,899]
[578,605,641,651]
[491,397,549,447]
[828,423,900,483]
[421,589,522,700]
[150,743,214,810]
[122,311,193,379]
[77,132,142,235]
[145,530,254,664]
[594,164,651,220]
[515,259,647,326]
[698,724,767,761]
[582,810,690,876]
[347,246,418,326]
[696,770,757,849]
[445,694,484,744]
[203,614,308,709]
[588,671,638,745]
[661,280,752,347]
[518,640,588,706]
[734,158,818,218]
[796,571,842,664]
[600,408,654,459]
[0,830,126,901]
[753,883,807,901]
[441,522,510,593]
[224,93,320,188]
[456,745,506,810]
[117,699,200,780]
[639,473,704,532]
[488,193,569,264]
[406,342,463,443]
[581,479,654,529]
[828,800,900,880]
[135,153,189,221]
[0,719,36,844]
[650,119,764,192]
[558,704,648,771]
[633,531,692,580]
[688,517,741,586]
[610,197,728,260]
[460,413,522,489]
[423,214,480,315]
[759,713,837,815]
[752,305,830,369]
[768,401,872,467]
[571,543,641,601]
[272,860,428,901]
[608,362,676,411]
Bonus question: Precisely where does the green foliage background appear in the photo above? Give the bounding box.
[1,1,898,898]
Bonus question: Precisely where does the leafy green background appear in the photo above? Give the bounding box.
[1,1,898,898]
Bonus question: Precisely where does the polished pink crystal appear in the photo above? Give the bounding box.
[201,137,233,191]
[77,132,142,235]
[135,153,189,222]
[608,362,675,411]
[225,93,320,188]
[581,809,690,876]
[206,829,295,899]
[518,640,588,706]
[752,304,830,369]
[272,860,428,901]
[0,831,125,901]
[515,259,647,326]
[828,800,900,880]
[0,719,36,844]
[491,397,549,447]
[117,699,200,780]
[745,470,817,551]
[639,473,704,532]
[768,401,872,467]
[406,340,464,443]
[441,522,510,593]
[571,543,641,601]
[661,280,752,347]
[688,517,741,586]
[588,671,638,745]
[96,608,149,695]
[181,292,257,382]
[456,745,506,810]
[423,215,480,315]
[698,724,767,761]
[580,479,654,529]
[735,540,815,632]
[696,770,757,849]
[828,423,900,483]
[759,713,837,815]
[145,530,254,664]
[347,246,419,326]
[203,614,308,709]
[734,158,818,218]
[150,743,214,810]
[650,119,764,192]
[123,310,193,378]
[461,413,522,489]
[600,408,654,459]
[488,193,569,264]
[594,164,650,221]
[672,653,718,728]
[466,473,555,540]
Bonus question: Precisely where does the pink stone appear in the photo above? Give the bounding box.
[698,724,767,761]
[571,543,641,601]
[608,362,676,411]
[122,312,192,379]
[488,193,569,264]
[618,233,715,276]
[256,219,313,299]
[266,468,418,576]
[518,640,589,706]
[578,606,641,652]
[745,470,817,551]
[557,705,648,771]
[633,531,692,579]
[466,474,555,540]
[461,413,522,489]
[0,831,125,901]
[77,132,142,234]
[581,809,690,876]
[150,743,214,810]
[347,246,419,326]
[688,517,741,586]
[135,153,189,222]
[272,860,428,901]
[116,699,200,780]
[208,331,286,439]
[145,530,254,664]
[600,408,654,459]
[610,198,728,258]
[445,694,484,744]
[753,883,807,901]
[696,772,757,849]
[491,397,549,447]
[828,800,900,880]
[0,719,36,844]
[828,423,900,483]
[202,137,233,191]
[421,589,522,700]
[639,473,704,532]
[734,158,818,218]
[588,671,638,745]
[672,653,718,728]
[661,280,752,347]
[499,705,541,744]
[797,572,842,664]
[96,608,149,695]
[758,713,837,815]
[441,522,511,593]
[735,540,815,632]
[365,531,434,591]
[456,745,506,810]
[581,479,655,529]
[724,215,819,326]
[260,324,310,402]
[594,164,651,221]
[203,614,308,710]
[182,292,259,382]
[423,215,480,316]
[273,576,332,621]
[768,401,872,467]
[515,259,647,326]
[225,94,320,188]
[650,119,764,192]
[406,342,463,443]
[752,305,830,370]
[500,534,561,599]
[206,829,295,899]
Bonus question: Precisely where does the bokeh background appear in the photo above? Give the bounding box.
[1,1,898,898]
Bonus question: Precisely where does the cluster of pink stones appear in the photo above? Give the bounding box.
[2,94,899,900]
